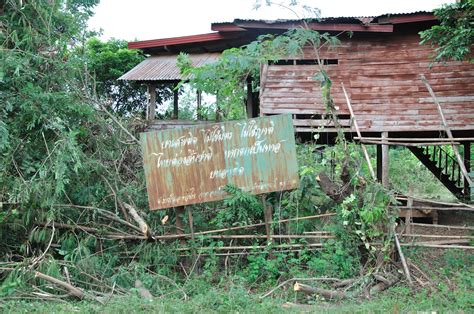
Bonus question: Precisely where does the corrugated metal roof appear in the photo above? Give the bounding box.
[217,11,433,26]
[119,53,220,81]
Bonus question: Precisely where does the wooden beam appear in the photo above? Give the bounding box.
[147,84,157,120]
[382,132,390,188]
[187,208,195,241]
[420,75,473,188]
[360,140,461,147]
[196,90,202,120]
[234,21,394,33]
[377,13,436,24]
[464,142,471,200]
[175,206,185,235]
[246,77,254,119]
[128,32,240,50]
[394,230,414,287]
[377,144,382,182]
[356,137,474,142]
[215,91,222,122]
[405,186,413,234]
[261,195,273,243]
[341,83,376,180]
[173,85,179,119]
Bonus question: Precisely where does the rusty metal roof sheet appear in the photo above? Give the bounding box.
[214,11,434,27]
[119,53,220,81]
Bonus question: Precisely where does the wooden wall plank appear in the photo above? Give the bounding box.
[261,32,474,133]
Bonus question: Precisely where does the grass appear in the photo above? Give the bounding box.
[1,249,472,313]
[0,284,471,313]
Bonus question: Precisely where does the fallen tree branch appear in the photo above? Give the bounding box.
[332,278,359,288]
[407,259,434,286]
[369,276,399,296]
[260,277,342,299]
[123,203,151,238]
[293,275,399,300]
[37,222,97,233]
[99,104,140,145]
[30,222,55,269]
[316,172,353,203]
[53,204,142,234]
[294,282,348,299]
[34,271,84,300]
[394,229,414,287]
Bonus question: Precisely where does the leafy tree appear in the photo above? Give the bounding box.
[0,0,147,254]
[1,0,99,207]
[419,0,473,63]
[83,38,174,115]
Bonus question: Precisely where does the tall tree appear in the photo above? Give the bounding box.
[0,0,150,260]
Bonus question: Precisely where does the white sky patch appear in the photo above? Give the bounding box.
[88,0,453,41]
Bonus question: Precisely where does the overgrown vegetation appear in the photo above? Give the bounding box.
[420,0,473,63]
[1,0,472,312]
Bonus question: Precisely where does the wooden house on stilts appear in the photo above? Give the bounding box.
[120,12,474,201]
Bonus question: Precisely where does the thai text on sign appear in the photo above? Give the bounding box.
[141,114,299,210]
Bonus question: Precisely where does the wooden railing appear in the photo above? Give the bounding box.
[422,146,463,189]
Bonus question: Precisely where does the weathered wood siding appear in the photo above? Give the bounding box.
[260,33,474,133]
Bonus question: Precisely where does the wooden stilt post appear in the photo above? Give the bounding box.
[187,208,195,241]
[173,84,179,120]
[175,206,185,236]
[215,91,222,122]
[382,132,390,188]
[196,90,202,120]
[377,143,382,182]
[147,84,157,120]
[464,142,471,200]
[187,207,196,260]
[406,185,413,234]
[246,77,254,118]
[260,195,273,243]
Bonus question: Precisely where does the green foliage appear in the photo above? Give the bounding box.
[177,29,340,121]
[1,0,93,203]
[82,38,175,115]
[420,0,473,63]
[2,0,469,309]
[211,185,264,228]
[0,0,149,288]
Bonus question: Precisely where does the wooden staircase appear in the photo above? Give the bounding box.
[408,145,468,199]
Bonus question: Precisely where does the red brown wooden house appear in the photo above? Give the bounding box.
[121,12,473,200]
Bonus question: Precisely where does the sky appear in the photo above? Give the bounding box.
[88,0,453,42]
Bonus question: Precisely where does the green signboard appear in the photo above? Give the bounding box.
[141,114,299,210]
